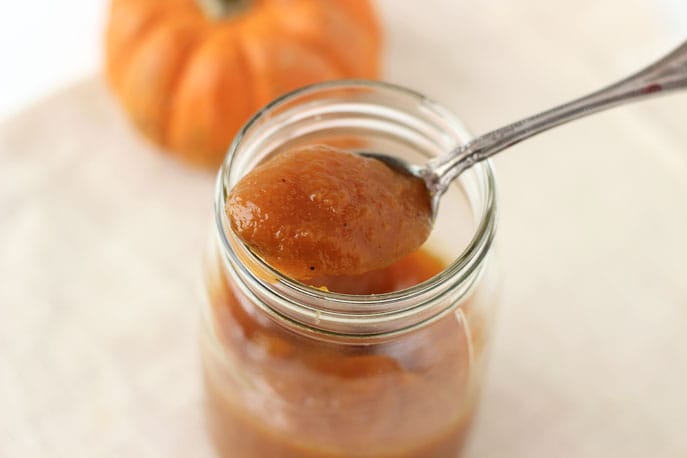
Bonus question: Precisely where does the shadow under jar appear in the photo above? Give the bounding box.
[202,81,500,458]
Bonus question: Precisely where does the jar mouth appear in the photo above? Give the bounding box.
[214,80,497,337]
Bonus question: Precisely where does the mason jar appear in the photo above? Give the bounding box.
[202,80,500,457]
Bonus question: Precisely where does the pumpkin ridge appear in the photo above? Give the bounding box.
[160,32,207,148]
[328,0,381,46]
[106,4,170,92]
[118,17,204,146]
[287,36,348,79]
[261,0,378,79]
[234,18,270,115]
[285,1,376,77]
[326,0,382,76]
[266,15,349,78]
[227,26,255,128]
[167,26,255,166]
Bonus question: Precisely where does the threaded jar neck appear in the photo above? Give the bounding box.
[214,80,498,341]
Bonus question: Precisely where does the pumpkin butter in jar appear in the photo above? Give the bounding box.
[202,81,500,457]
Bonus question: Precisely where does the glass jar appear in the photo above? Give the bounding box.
[202,80,500,457]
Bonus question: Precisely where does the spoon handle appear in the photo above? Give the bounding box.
[428,40,687,193]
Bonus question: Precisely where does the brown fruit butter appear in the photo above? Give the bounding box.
[203,249,478,457]
[227,145,433,279]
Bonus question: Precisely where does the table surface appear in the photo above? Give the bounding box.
[2,1,686,457]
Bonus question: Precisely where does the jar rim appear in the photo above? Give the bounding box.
[214,79,497,338]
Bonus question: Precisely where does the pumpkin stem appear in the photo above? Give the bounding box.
[197,0,251,19]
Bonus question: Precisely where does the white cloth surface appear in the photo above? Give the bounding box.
[1,1,686,457]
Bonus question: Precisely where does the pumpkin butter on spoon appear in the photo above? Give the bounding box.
[227,145,433,280]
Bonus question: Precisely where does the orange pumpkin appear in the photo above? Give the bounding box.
[105,0,381,168]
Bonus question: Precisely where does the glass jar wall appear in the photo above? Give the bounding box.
[202,81,500,457]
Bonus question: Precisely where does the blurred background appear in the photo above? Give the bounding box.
[1,1,686,457]
[1,0,686,120]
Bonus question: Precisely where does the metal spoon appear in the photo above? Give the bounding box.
[365,40,687,217]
